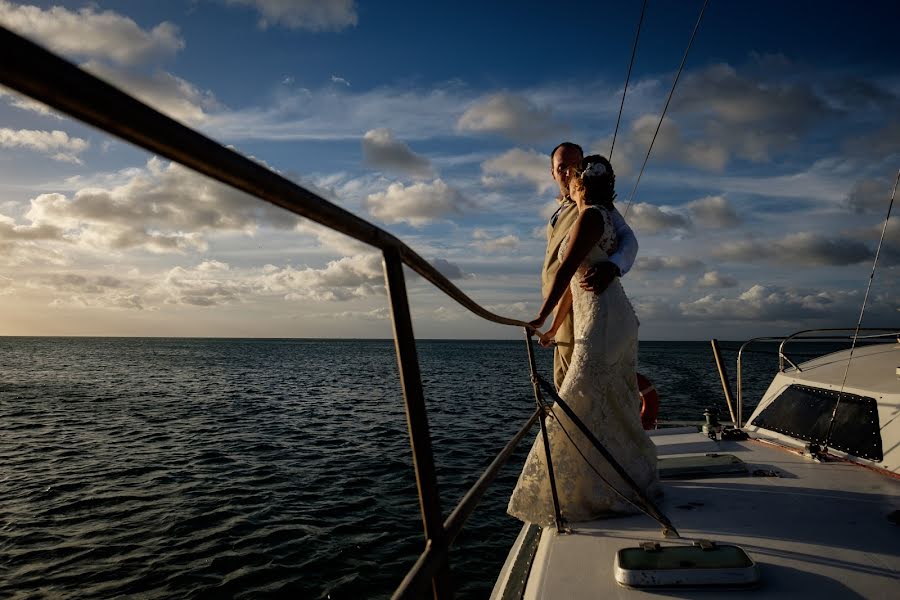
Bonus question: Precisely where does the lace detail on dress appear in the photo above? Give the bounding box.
[507,204,658,526]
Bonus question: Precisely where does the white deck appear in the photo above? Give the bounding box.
[500,429,900,599]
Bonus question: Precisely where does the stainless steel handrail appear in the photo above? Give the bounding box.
[0,26,539,600]
[734,328,899,428]
[777,328,900,373]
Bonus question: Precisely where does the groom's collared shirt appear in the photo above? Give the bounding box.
[547,198,638,276]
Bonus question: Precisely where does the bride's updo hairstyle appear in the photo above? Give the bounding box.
[571,154,616,206]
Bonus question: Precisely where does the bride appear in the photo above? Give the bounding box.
[508,155,659,526]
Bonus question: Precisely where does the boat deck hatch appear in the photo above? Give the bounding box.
[658,453,747,479]
[614,541,760,588]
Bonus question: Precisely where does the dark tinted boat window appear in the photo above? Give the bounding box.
[750,384,882,461]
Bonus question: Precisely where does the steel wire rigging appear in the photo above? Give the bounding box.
[609,0,648,162]
[622,0,710,217]
[823,168,899,450]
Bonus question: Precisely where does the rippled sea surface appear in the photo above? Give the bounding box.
[1,338,782,599]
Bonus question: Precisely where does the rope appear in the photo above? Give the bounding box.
[622,0,710,217]
[609,0,648,162]
[823,168,899,449]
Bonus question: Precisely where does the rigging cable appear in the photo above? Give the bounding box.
[622,0,710,217]
[823,168,899,450]
[609,0,648,162]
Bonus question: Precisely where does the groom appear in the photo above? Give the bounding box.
[542,142,638,389]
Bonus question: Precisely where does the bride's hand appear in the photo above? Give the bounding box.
[538,330,556,347]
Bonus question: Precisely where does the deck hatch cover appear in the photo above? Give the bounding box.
[750,384,883,461]
[658,454,747,479]
[614,543,759,588]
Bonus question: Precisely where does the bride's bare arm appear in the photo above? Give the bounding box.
[531,209,605,327]
[538,286,572,346]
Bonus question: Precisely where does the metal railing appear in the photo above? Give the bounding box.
[0,26,562,599]
[734,328,899,428]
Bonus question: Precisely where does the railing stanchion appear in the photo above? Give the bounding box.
[710,339,737,424]
[523,329,567,534]
[382,248,453,600]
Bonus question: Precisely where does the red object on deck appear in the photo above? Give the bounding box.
[637,372,659,430]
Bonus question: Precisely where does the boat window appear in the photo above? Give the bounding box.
[749,384,882,461]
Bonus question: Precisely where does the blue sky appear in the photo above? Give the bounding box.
[0,0,898,339]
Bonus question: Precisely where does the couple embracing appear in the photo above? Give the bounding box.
[508,142,660,526]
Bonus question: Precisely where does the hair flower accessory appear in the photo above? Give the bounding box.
[582,162,608,178]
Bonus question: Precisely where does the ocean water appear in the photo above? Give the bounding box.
[1,337,784,599]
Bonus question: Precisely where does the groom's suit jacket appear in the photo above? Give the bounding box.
[542,200,579,389]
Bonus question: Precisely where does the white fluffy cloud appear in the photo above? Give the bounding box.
[634,256,705,272]
[686,195,741,228]
[457,93,562,142]
[361,128,434,177]
[678,284,881,322]
[364,179,469,226]
[0,1,183,65]
[5,157,298,257]
[82,61,218,125]
[697,271,738,289]
[257,254,383,301]
[481,148,555,194]
[472,229,520,253]
[0,128,88,163]
[223,0,358,31]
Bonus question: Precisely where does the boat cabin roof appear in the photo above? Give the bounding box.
[785,342,899,396]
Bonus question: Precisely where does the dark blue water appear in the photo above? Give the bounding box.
[0,338,784,599]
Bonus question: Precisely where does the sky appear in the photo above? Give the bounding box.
[0,0,898,340]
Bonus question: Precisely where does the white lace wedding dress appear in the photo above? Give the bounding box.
[508,205,659,526]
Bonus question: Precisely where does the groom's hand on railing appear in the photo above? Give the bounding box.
[580,262,619,293]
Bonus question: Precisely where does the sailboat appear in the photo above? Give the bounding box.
[2,10,898,598]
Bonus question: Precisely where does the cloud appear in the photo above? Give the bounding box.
[312,307,390,320]
[633,256,705,272]
[9,157,298,256]
[82,61,218,125]
[714,232,872,266]
[472,229,520,253]
[480,148,554,194]
[223,0,358,31]
[0,87,63,118]
[364,179,470,226]
[361,128,434,177]
[331,75,351,86]
[258,254,384,301]
[678,284,882,322]
[607,64,838,174]
[0,241,69,267]
[457,93,562,142]
[844,121,900,160]
[206,84,464,142]
[430,258,466,280]
[27,272,144,310]
[626,202,692,235]
[676,64,832,128]
[686,195,741,228]
[0,1,183,65]
[0,128,89,163]
[845,176,895,214]
[696,271,738,289]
